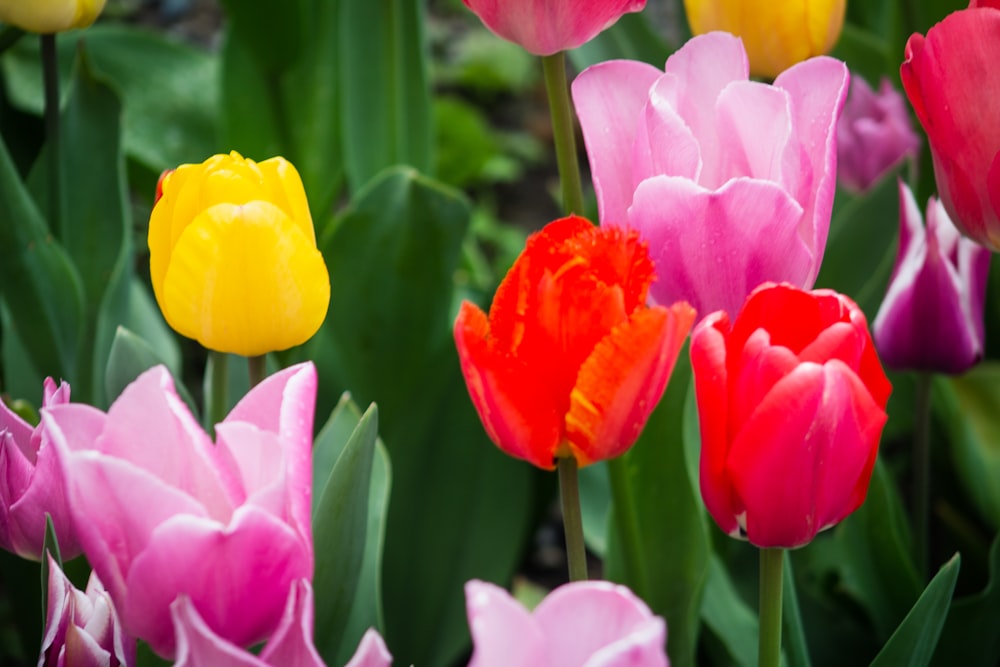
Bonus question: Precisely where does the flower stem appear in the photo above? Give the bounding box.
[558,456,589,581]
[607,455,646,596]
[914,372,932,580]
[41,33,62,233]
[208,351,229,427]
[248,354,267,388]
[541,52,585,216]
[759,547,784,667]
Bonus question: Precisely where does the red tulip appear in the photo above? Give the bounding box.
[690,283,891,548]
[454,215,695,470]
[901,0,1000,250]
[462,0,646,56]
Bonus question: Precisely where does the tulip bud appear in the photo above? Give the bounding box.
[0,0,105,33]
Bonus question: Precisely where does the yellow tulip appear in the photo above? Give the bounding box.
[0,0,105,33]
[148,152,330,357]
[683,0,845,79]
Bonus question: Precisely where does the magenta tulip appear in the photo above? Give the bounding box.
[836,76,920,192]
[44,364,317,659]
[874,181,991,374]
[0,378,81,560]
[573,32,848,318]
[465,579,668,666]
[901,0,1000,250]
[462,0,646,56]
[40,553,134,667]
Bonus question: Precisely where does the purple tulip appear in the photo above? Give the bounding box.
[44,363,317,659]
[837,76,920,192]
[0,378,81,560]
[572,32,849,318]
[465,579,668,666]
[40,553,134,667]
[873,180,991,374]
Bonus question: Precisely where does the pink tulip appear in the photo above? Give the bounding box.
[40,553,134,667]
[465,579,668,666]
[44,364,317,659]
[172,579,391,667]
[873,181,991,374]
[901,0,1000,250]
[572,32,849,318]
[0,378,81,560]
[462,0,646,56]
[837,76,920,192]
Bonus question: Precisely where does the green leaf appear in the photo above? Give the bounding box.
[219,0,303,74]
[104,326,195,410]
[40,514,61,629]
[834,457,923,641]
[932,534,1000,667]
[936,364,1000,530]
[308,167,537,666]
[700,554,758,667]
[870,554,960,667]
[312,402,379,663]
[783,551,813,667]
[605,354,710,667]
[339,0,432,191]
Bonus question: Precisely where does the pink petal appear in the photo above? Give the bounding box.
[573,59,663,225]
[466,580,546,667]
[259,580,326,667]
[343,628,393,667]
[172,595,265,667]
[0,431,34,553]
[628,176,809,317]
[632,73,701,188]
[124,507,311,658]
[710,80,793,190]
[214,423,288,522]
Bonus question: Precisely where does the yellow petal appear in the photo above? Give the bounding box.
[160,201,330,356]
[257,157,316,244]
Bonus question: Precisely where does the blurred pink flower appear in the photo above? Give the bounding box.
[874,180,991,374]
[462,0,646,56]
[40,553,134,667]
[573,32,849,318]
[44,363,317,659]
[837,76,920,192]
[172,579,391,667]
[0,378,80,561]
[465,579,668,666]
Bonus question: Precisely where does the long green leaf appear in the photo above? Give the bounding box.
[931,534,1000,667]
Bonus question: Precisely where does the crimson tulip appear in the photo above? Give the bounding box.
[901,0,1000,250]
[691,283,891,548]
[454,215,695,470]
[462,0,646,56]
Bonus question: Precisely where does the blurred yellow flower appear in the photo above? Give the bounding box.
[149,152,330,357]
[683,0,845,79]
[0,0,105,33]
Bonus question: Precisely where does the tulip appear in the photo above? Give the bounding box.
[0,0,105,33]
[874,181,991,374]
[465,579,668,666]
[573,32,848,318]
[454,215,696,470]
[837,76,920,193]
[691,283,891,548]
[682,0,845,78]
[44,363,317,658]
[461,0,646,56]
[0,378,81,560]
[172,579,391,667]
[901,0,1000,251]
[148,152,330,356]
[40,553,134,667]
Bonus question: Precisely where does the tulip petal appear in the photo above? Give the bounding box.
[125,507,311,658]
[172,595,265,667]
[161,201,331,356]
[454,301,562,469]
[534,581,667,667]
[258,580,326,667]
[466,580,546,667]
[629,176,809,317]
[344,628,393,667]
[633,73,702,187]
[566,303,695,466]
[256,157,316,243]
[573,60,663,225]
[710,80,793,190]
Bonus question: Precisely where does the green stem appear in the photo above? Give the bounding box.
[208,351,229,427]
[557,456,588,581]
[541,52,585,216]
[248,354,267,388]
[607,455,646,595]
[914,373,932,580]
[759,547,785,667]
[41,33,62,233]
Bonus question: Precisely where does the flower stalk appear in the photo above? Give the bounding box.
[542,52,585,216]
[759,547,784,667]
[558,456,588,581]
